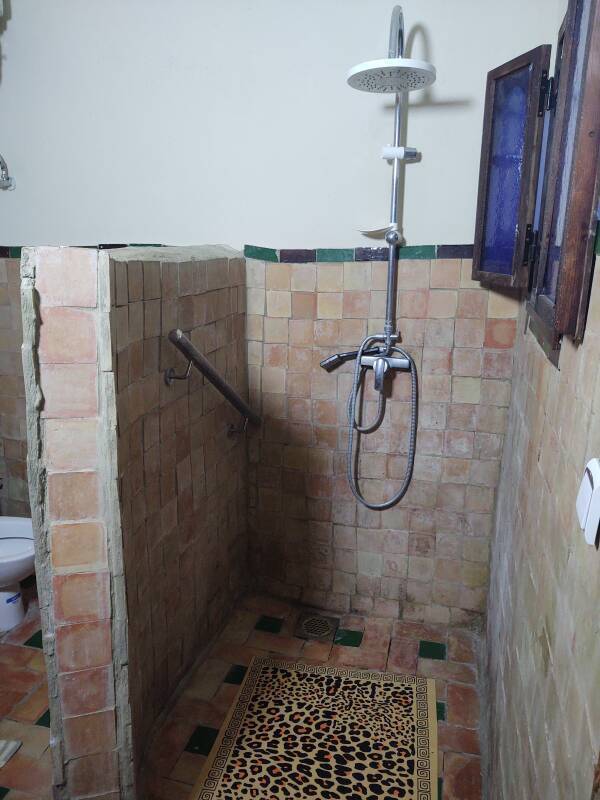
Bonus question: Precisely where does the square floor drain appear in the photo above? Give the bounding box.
[294,612,340,642]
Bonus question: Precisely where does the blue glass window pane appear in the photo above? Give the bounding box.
[481,65,532,274]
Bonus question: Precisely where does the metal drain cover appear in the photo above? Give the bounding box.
[294,612,340,642]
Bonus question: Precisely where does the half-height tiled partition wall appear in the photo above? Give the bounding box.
[246,253,518,624]
[0,256,28,515]
[109,246,249,785]
[22,246,130,799]
[21,245,248,799]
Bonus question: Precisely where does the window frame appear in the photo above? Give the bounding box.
[555,0,600,341]
[472,45,551,287]
[527,0,600,350]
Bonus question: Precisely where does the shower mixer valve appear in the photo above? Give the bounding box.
[360,352,410,391]
[319,346,410,392]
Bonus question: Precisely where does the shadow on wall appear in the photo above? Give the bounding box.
[379,22,473,244]
[0,0,12,84]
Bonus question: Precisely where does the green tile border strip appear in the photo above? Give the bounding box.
[0,246,22,258]
[398,244,436,260]
[244,244,279,262]
[2,242,482,262]
[244,243,468,262]
[316,248,354,262]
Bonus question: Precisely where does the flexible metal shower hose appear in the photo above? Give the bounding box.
[346,335,418,510]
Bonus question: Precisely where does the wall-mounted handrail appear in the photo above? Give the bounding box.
[165,329,261,428]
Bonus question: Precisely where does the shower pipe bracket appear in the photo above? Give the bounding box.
[381,145,421,162]
[164,329,261,432]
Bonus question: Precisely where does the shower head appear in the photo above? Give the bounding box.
[348,6,435,93]
[347,57,436,93]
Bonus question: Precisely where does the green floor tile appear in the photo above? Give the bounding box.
[185,725,219,756]
[224,664,247,685]
[254,615,283,633]
[334,628,363,647]
[418,640,447,660]
[0,788,10,800]
[436,701,446,721]
[35,709,51,727]
[24,630,43,649]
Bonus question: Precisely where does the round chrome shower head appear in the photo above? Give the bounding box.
[347,57,436,93]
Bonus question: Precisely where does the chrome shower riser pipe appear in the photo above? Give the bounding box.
[383,88,404,349]
[321,4,432,509]
[381,6,408,349]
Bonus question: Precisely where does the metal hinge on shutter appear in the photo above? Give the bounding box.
[523,224,540,267]
[538,72,556,116]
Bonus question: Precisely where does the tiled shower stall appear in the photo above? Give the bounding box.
[246,254,517,624]
[18,241,596,798]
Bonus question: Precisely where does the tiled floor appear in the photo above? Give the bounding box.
[0,600,52,800]
[144,594,483,800]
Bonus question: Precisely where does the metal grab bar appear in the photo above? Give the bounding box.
[164,329,261,429]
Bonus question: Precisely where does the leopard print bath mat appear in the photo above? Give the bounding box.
[190,656,438,800]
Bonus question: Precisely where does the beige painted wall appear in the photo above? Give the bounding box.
[0,0,565,248]
[487,261,600,798]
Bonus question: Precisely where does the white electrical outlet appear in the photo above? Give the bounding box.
[576,459,600,546]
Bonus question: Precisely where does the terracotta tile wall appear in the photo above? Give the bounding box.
[0,257,28,516]
[110,248,249,780]
[22,246,126,798]
[246,257,518,625]
[487,261,600,799]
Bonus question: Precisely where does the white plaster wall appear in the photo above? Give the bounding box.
[0,0,565,248]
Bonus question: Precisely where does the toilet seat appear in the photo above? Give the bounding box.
[0,537,35,561]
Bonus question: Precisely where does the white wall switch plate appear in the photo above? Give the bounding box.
[576,458,600,546]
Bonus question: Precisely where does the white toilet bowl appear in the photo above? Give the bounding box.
[0,517,35,631]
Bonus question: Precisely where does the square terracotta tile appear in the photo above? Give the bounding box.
[38,307,97,365]
[47,471,100,522]
[40,364,98,419]
[8,682,49,724]
[35,247,97,308]
[53,572,111,625]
